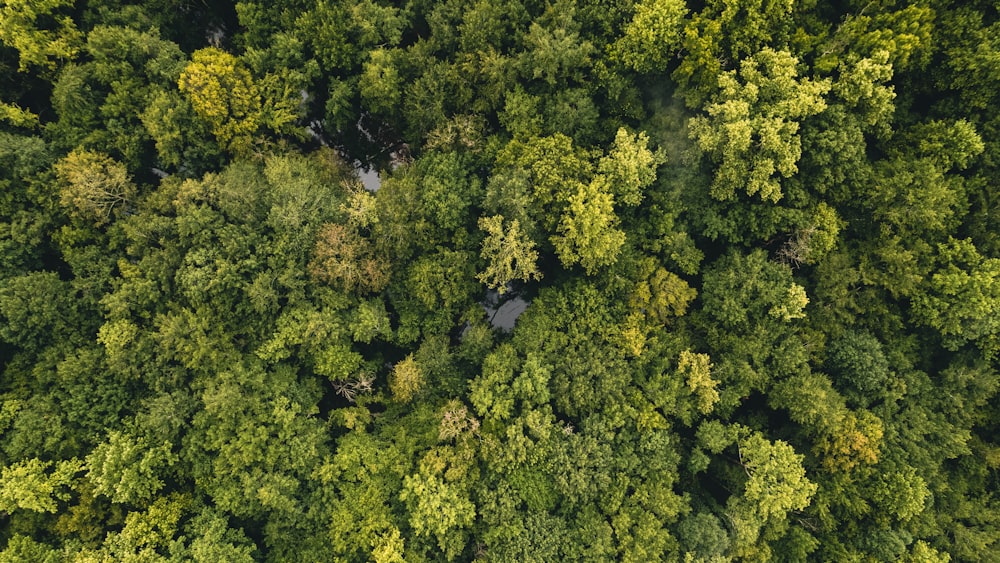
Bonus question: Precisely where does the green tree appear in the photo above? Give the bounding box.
[490,133,595,230]
[393,248,480,342]
[86,430,178,506]
[688,48,830,203]
[414,150,483,234]
[469,343,522,422]
[0,271,77,353]
[45,25,188,170]
[518,2,594,87]
[175,507,258,562]
[677,512,730,560]
[0,132,56,278]
[140,90,223,173]
[911,238,1000,355]
[701,249,806,331]
[698,250,812,407]
[294,0,405,72]
[892,119,985,172]
[85,493,188,560]
[610,0,688,74]
[827,330,892,400]
[707,0,795,61]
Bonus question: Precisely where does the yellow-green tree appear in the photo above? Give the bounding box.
[597,128,665,206]
[178,48,263,156]
[54,149,136,225]
[390,354,424,403]
[551,176,626,274]
[309,222,391,295]
[0,101,38,128]
[0,0,82,72]
[0,457,82,513]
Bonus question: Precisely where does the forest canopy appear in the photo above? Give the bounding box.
[1,0,999,561]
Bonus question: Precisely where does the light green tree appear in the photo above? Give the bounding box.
[832,50,896,135]
[360,48,402,117]
[610,0,688,74]
[735,432,816,522]
[0,535,60,562]
[86,430,178,505]
[90,493,188,560]
[390,354,424,403]
[551,176,626,274]
[710,0,796,59]
[678,350,719,415]
[688,48,830,203]
[0,101,38,128]
[493,132,595,215]
[0,457,82,513]
[628,260,698,323]
[477,214,542,293]
[597,128,666,206]
[401,466,476,560]
[816,4,933,74]
[697,423,817,559]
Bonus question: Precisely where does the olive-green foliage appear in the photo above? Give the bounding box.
[47,25,188,170]
[0,271,76,352]
[3,0,1000,560]
[827,330,891,398]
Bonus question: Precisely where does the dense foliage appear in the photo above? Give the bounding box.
[1,0,999,560]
